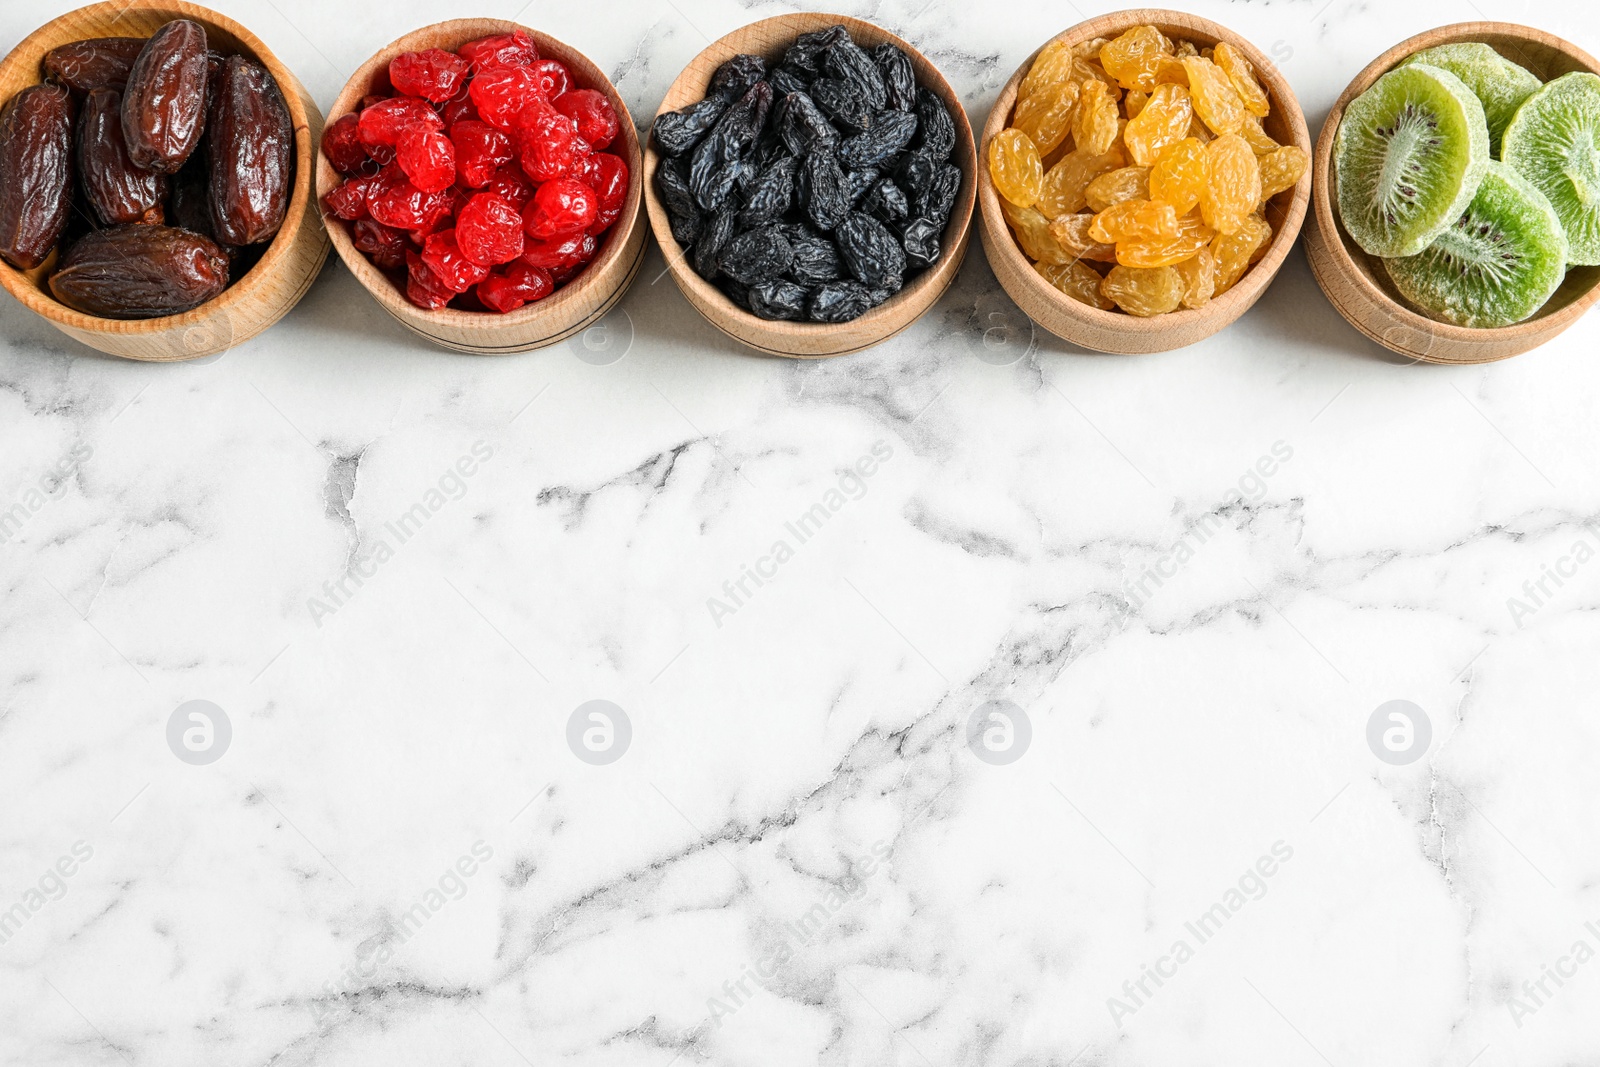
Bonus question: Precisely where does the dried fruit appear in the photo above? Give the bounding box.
[207,55,294,245]
[518,107,588,183]
[456,192,525,265]
[521,231,596,272]
[914,89,957,160]
[1173,248,1215,308]
[1238,116,1279,156]
[523,177,597,239]
[359,96,443,151]
[353,218,408,270]
[50,225,229,317]
[799,150,849,230]
[477,260,553,312]
[1100,263,1183,315]
[1037,146,1125,216]
[1256,144,1306,204]
[43,37,146,94]
[835,211,905,286]
[322,113,370,176]
[1116,211,1215,268]
[1148,136,1208,214]
[689,80,772,209]
[1036,258,1115,309]
[1001,198,1073,265]
[78,88,166,226]
[1012,79,1079,156]
[1085,165,1149,213]
[554,89,619,151]
[838,110,917,170]
[719,225,793,285]
[988,128,1043,207]
[1099,25,1172,92]
[1182,56,1246,136]
[406,249,454,308]
[1089,198,1178,244]
[469,66,542,129]
[1211,214,1272,295]
[1213,43,1269,119]
[421,228,490,292]
[451,120,514,188]
[808,279,879,321]
[1200,133,1261,235]
[121,19,210,173]
[1501,72,1600,265]
[1122,83,1191,166]
[1072,79,1120,156]
[390,48,470,103]
[1047,212,1117,262]
[457,31,538,72]
[0,83,73,270]
[872,44,917,111]
[655,95,731,156]
[397,126,457,193]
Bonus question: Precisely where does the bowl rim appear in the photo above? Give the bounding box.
[315,17,644,335]
[977,7,1314,338]
[0,0,320,335]
[640,11,979,350]
[1310,20,1600,347]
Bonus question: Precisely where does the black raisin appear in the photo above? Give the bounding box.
[808,280,876,322]
[835,211,905,288]
[823,38,887,111]
[766,68,807,97]
[837,110,917,169]
[653,156,703,245]
[694,206,738,279]
[871,44,917,111]
[811,78,873,132]
[913,163,962,228]
[653,96,729,156]
[861,176,909,224]
[709,54,767,97]
[688,80,772,211]
[789,231,843,285]
[719,225,793,285]
[901,217,942,268]
[717,277,752,310]
[842,166,880,207]
[747,278,809,320]
[776,91,838,157]
[797,150,848,231]
[738,155,798,229]
[896,146,940,201]
[914,89,956,160]
[782,26,850,78]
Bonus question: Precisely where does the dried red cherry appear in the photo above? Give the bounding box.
[521,230,595,272]
[458,31,538,72]
[389,48,470,102]
[469,66,542,129]
[587,152,629,232]
[450,120,514,188]
[396,126,456,192]
[322,113,370,175]
[367,168,452,230]
[477,260,553,312]
[353,218,408,270]
[358,97,442,152]
[440,93,480,127]
[421,228,489,292]
[553,89,618,150]
[406,249,455,308]
[485,163,535,209]
[324,176,372,220]
[456,192,525,265]
[529,59,570,100]
[517,109,587,182]
[523,176,597,240]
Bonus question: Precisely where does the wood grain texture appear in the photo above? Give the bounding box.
[642,13,977,359]
[977,9,1313,355]
[318,20,646,355]
[0,1,329,362]
[1304,22,1600,364]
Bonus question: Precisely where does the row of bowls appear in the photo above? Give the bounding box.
[1,3,1597,365]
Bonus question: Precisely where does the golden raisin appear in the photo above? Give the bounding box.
[1098,25,1172,92]
[1125,89,1148,118]
[1020,39,1075,104]
[1100,264,1184,315]
[1200,133,1260,235]
[1036,258,1115,309]
[1072,79,1120,155]
[1187,113,1214,144]
[1182,56,1246,136]
[1013,79,1080,156]
[1085,165,1150,212]
[1002,197,1073,265]
[1173,248,1216,308]
[1148,136,1208,215]
[1123,83,1193,166]
[989,128,1044,207]
[1072,37,1109,60]
[1174,40,1199,58]
[1153,57,1189,87]
[1210,214,1272,295]
[1090,198,1179,244]
[1213,42,1270,119]
[1116,211,1215,268]
[1074,57,1123,101]
[1047,212,1118,262]
[1037,146,1126,216]
[1238,115,1280,155]
[1257,144,1307,204]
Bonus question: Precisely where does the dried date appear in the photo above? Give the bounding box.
[121,19,210,173]
[0,83,73,270]
[43,37,147,94]
[49,224,230,318]
[79,88,167,226]
[206,55,293,245]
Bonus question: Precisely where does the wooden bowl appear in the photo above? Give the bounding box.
[0,1,329,361]
[643,13,977,359]
[320,20,646,354]
[1304,23,1600,364]
[978,9,1313,355]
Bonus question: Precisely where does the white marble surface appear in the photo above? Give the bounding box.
[4,0,1600,1064]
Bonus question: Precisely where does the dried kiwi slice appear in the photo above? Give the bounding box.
[1401,43,1540,155]
[1335,63,1489,257]
[1383,161,1568,328]
[1501,72,1600,265]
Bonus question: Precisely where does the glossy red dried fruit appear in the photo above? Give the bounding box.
[322,113,369,175]
[389,48,470,102]
[553,88,618,150]
[420,228,490,292]
[440,94,480,127]
[206,55,294,245]
[324,177,372,221]
[0,83,73,270]
[43,37,146,94]
[352,218,407,270]
[485,163,535,209]
[469,65,542,129]
[528,59,571,101]
[457,31,538,72]
[78,88,167,225]
[450,120,513,188]
[406,249,455,308]
[477,260,553,312]
[517,108,587,182]
[358,97,443,152]
[396,126,456,192]
[49,224,230,318]
[121,19,210,173]
[456,192,524,265]
[523,177,597,240]
[367,168,452,230]
[521,230,595,271]
[586,151,629,232]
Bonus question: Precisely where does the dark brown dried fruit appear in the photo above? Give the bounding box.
[206,55,293,245]
[861,176,909,223]
[693,206,738,278]
[78,89,166,226]
[788,229,842,285]
[653,155,702,245]
[746,278,808,319]
[766,68,807,98]
[0,83,73,270]
[837,110,917,169]
[808,279,878,322]
[835,211,905,287]
[167,157,217,241]
[902,217,941,267]
[49,224,229,318]
[653,95,729,157]
[872,44,917,111]
[689,80,772,210]
[121,19,210,173]
[709,54,767,98]
[811,78,873,131]
[737,155,797,229]
[914,89,956,160]
[42,37,147,94]
[798,150,848,231]
[776,91,837,157]
[913,163,962,228]
[822,38,887,111]
[718,225,793,285]
[782,26,850,78]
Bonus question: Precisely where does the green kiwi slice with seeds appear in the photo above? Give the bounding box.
[1401,42,1541,156]
[1502,71,1600,266]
